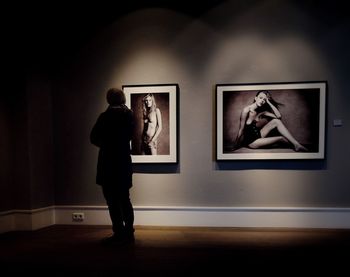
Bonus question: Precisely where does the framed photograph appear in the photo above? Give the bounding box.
[216,81,327,160]
[123,84,179,163]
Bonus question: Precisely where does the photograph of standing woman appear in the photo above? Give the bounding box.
[141,93,162,155]
[223,89,321,153]
[130,93,170,156]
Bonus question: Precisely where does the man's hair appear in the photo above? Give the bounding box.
[106,88,126,106]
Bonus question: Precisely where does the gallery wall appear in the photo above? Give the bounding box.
[51,0,349,208]
[0,90,13,211]
[1,0,349,215]
[0,70,55,212]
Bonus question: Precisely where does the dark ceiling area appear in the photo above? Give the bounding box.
[4,1,230,71]
[3,0,348,74]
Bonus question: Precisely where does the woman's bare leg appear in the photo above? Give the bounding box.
[149,141,157,155]
[260,119,307,151]
[249,136,287,149]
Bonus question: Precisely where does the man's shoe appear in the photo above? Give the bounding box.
[100,234,122,246]
[123,232,135,244]
[100,233,134,246]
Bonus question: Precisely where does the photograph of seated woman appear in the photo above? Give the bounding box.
[141,93,162,155]
[233,90,308,152]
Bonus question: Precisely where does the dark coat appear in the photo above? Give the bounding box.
[90,105,134,188]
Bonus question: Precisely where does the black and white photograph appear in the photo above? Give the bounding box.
[216,82,327,160]
[123,84,178,163]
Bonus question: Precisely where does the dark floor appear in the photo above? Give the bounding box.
[1,225,350,276]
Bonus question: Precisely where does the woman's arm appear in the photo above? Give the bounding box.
[151,108,162,142]
[234,107,249,148]
[266,98,281,119]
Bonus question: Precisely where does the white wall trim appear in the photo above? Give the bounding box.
[0,212,15,234]
[56,205,350,229]
[140,206,350,229]
[2,205,350,233]
[0,206,55,233]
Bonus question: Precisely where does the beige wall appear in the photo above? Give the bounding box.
[0,71,54,212]
[0,90,13,211]
[2,1,349,212]
[52,1,350,207]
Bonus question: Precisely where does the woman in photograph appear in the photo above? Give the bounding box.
[234,90,307,152]
[141,93,162,155]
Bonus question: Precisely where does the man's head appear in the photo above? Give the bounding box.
[106,88,126,106]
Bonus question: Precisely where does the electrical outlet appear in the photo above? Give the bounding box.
[72,212,85,222]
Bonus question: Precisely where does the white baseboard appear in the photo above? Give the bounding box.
[0,212,14,233]
[0,206,55,233]
[2,205,350,233]
[133,206,350,229]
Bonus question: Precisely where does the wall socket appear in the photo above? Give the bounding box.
[72,212,85,222]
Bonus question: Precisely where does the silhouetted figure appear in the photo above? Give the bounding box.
[90,88,135,245]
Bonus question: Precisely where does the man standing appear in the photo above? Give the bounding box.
[90,88,135,245]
